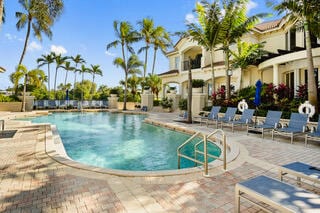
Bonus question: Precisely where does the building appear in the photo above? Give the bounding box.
[159,17,320,103]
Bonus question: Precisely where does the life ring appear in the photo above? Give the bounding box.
[238,99,248,112]
[298,101,315,118]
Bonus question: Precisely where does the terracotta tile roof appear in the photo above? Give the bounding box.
[254,18,282,32]
[158,69,179,76]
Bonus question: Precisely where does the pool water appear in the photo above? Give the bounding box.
[31,112,221,171]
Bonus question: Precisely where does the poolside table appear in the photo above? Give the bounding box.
[279,162,320,185]
[235,175,320,213]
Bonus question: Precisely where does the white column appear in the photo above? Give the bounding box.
[294,68,300,96]
[273,64,279,86]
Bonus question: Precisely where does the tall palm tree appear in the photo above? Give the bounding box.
[220,0,266,99]
[37,52,54,94]
[88,64,103,97]
[183,0,225,92]
[113,55,143,110]
[71,54,85,99]
[146,73,162,99]
[53,53,68,99]
[13,64,45,112]
[61,61,75,87]
[138,18,154,78]
[107,20,140,110]
[230,39,265,89]
[15,0,63,65]
[77,64,89,102]
[270,0,319,109]
[151,26,172,74]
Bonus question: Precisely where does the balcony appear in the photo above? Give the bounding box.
[182,56,202,71]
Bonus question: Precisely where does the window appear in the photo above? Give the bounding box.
[290,28,296,50]
[285,72,294,98]
[174,57,180,69]
[304,68,319,85]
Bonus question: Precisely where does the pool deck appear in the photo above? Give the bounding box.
[1,111,320,212]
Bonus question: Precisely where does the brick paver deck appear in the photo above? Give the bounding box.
[0,111,320,212]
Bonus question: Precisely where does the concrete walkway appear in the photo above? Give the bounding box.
[0,111,320,212]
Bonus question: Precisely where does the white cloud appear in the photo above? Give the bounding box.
[185,13,197,24]
[247,0,258,13]
[5,33,19,41]
[105,50,116,57]
[50,45,67,55]
[27,41,42,51]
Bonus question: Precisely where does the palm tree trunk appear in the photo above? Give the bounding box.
[73,72,77,100]
[305,21,318,110]
[64,71,68,87]
[19,19,31,65]
[0,0,4,27]
[22,74,27,112]
[239,68,243,90]
[210,50,216,94]
[152,47,157,74]
[54,68,58,99]
[81,72,84,102]
[123,73,128,110]
[225,48,231,100]
[47,63,51,98]
[91,75,95,99]
[143,45,149,78]
[187,58,192,124]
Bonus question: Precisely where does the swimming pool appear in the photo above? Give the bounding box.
[32,112,221,171]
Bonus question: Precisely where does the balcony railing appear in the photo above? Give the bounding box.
[182,58,201,71]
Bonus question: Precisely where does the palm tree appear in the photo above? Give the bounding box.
[53,53,68,99]
[15,0,63,65]
[71,54,85,99]
[13,64,45,112]
[220,0,265,100]
[77,64,89,102]
[88,64,103,97]
[113,55,143,110]
[61,61,75,87]
[138,18,154,78]
[37,52,54,95]
[146,73,162,99]
[107,20,140,110]
[270,0,319,108]
[230,39,265,89]
[183,0,225,92]
[151,26,172,74]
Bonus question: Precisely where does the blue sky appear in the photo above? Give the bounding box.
[0,0,277,90]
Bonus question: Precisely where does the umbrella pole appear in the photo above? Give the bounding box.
[255,107,258,127]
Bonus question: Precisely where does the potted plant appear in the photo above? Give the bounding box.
[192,79,205,93]
[160,97,173,112]
[110,88,118,97]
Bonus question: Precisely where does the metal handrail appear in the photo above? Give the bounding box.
[177,131,204,169]
[177,129,227,177]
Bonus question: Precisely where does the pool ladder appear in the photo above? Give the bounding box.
[177,129,227,177]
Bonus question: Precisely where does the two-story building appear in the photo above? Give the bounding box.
[159,17,320,103]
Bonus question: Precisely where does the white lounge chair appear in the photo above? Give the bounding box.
[235,175,320,212]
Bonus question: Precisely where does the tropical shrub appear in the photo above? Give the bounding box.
[275,83,291,100]
[0,94,20,102]
[192,79,205,88]
[153,99,160,106]
[178,98,187,110]
[160,97,173,108]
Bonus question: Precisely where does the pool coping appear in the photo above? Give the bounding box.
[43,113,241,177]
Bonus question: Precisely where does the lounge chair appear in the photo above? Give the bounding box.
[173,111,188,122]
[194,106,221,126]
[36,100,46,110]
[47,100,57,109]
[101,100,108,109]
[221,108,254,132]
[141,106,148,112]
[58,100,67,109]
[305,117,320,146]
[208,107,237,128]
[235,175,320,212]
[279,161,320,185]
[272,112,308,144]
[247,110,282,138]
